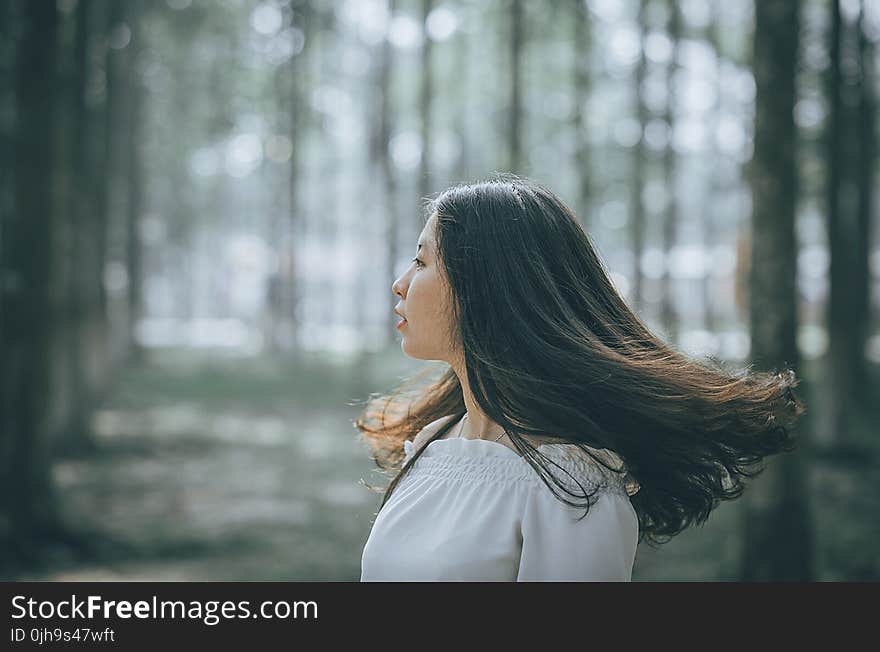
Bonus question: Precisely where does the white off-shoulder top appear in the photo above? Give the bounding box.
[360,431,640,582]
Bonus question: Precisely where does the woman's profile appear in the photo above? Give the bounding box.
[356,173,806,582]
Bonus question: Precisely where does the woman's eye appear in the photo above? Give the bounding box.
[411,257,424,269]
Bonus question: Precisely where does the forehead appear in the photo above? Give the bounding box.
[417,221,435,251]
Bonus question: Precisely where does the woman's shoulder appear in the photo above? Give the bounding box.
[536,444,641,497]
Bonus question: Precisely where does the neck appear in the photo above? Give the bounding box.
[450,357,505,441]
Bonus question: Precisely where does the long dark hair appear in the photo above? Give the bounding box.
[355,173,806,547]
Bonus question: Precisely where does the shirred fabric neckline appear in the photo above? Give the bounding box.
[421,436,575,460]
[402,438,641,496]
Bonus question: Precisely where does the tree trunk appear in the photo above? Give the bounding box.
[702,3,723,334]
[94,0,123,379]
[452,22,470,183]
[62,0,95,453]
[826,0,850,443]
[826,0,870,443]
[418,0,434,202]
[629,0,647,314]
[379,0,400,345]
[0,0,62,556]
[853,2,875,403]
[49,0,79,457]
[125,0,146,364]
[660,0,680,344]
[741,0,813,581]
[508,0,523,173]
[571,0,592,231]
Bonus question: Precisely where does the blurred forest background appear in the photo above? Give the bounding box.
[1,0,877,581]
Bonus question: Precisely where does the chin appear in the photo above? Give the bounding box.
[401,342,422,360]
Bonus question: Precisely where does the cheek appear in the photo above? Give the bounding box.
[406,285,433,326]
[409,274,431,303]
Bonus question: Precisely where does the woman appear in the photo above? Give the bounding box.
[357,174,805,581]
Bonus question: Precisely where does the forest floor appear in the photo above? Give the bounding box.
[7,346,879,581]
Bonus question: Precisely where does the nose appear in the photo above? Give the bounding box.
[392,275,405,298]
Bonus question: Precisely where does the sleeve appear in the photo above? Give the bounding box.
[516,482,639,582]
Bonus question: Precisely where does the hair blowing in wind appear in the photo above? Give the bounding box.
[356,173,806,548]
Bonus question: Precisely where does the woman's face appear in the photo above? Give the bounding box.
[392,213,456,362]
